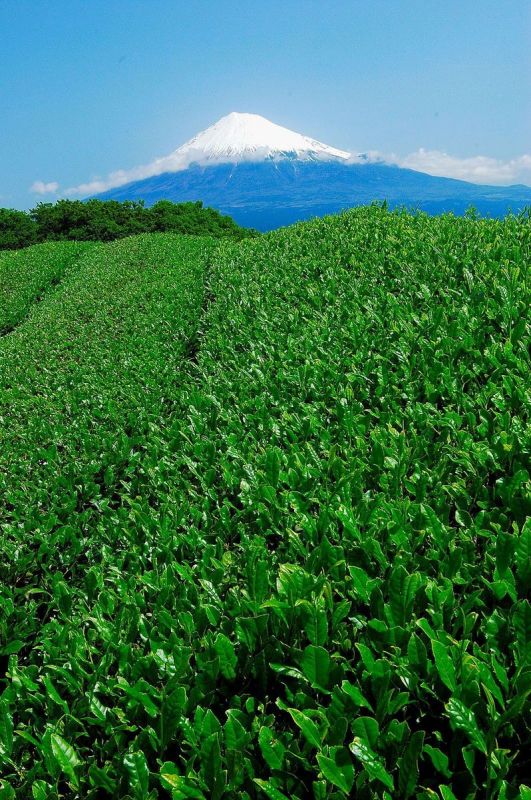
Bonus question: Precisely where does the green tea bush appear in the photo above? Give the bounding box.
[0,234,214,545]
[0,207,529,799]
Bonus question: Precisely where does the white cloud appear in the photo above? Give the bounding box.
[379,149,531,186]
[30,180,59,194]
[63,146,531,198]
[64,149,285,196]
[64,153,190,197]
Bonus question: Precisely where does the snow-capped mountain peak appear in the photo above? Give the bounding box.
[90,109,531,229]
[170,112,351,166]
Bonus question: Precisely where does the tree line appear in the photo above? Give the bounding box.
[0,199,256,250]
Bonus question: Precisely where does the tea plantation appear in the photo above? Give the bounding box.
[0,241,94,335]
[0,206,529,799]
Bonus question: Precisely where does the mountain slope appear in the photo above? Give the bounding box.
[94,111,531,229]
[98,158,531,230]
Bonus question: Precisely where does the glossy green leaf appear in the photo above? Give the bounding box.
[317,747,354,794]
[124,750,149,800]
[439,786,458,800]
[0,699,13,759]
[31,781,52,800]
[301,645,330,689]
[351,717,379,749]
[516,524,531,589]
[50,734,81,789]
[1,207,529,797]
[408,633,428,674]
[398,730,424,798]
[423,745,451,778]
[349,737,393,790]
[214,633,237,680]
[258,726,285,770]
[445,698,487,753]
[432,641,457,693]
[88,765,117,793]
[513,600,531,664]
[286,708,322,748]
[301,603,328,646]
[170,777,207,800]
[254,779,291,800]
[341,681,373,711]
[0,783,15,800]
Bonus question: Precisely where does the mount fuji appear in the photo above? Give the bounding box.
[96,112,531,230]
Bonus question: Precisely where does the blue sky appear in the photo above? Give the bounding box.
[1,0,530,209]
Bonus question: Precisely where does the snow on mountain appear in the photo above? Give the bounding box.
[171,111,352,166]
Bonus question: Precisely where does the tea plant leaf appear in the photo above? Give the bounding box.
[170,779,207,799]
[445,698,487,754]
[351,717,379,749]
[124,750,149,800]
[265,447,281,488]
[214,633,237,680]
[407,634,428,674]
[50,734,81,789]
[1,208,529,797]
[301,602,328,646]
[258,727,285,770]
[42,676,69,716]
[513,600,531,665]
[286,708,322,748]
[341,681,373,711]
[516,524,531,590]
[439,787,459,800]
[200,732,225,799]
[0,783,15,800]
[301,645,330,689]
[398,730,424,798]
[88,765,117,794]
[159,761,181,790]
[160,763,207,798]
[317,748,354,794]
[31,781,52,800]
[0,699,13,759]
[254,779,291,800]
[349,737,394,790]
[423,745,451,778]
[431,641,457,693]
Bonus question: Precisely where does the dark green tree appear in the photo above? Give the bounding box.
[0,208,37,249]
[0,198,256,251]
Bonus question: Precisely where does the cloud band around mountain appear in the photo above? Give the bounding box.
[392,150,531,186]
[62,147,531,199]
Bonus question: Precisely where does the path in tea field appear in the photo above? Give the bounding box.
[0,208,529,800]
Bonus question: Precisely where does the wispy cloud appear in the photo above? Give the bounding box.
[380,149,531,186]
[64,154,188,197]
[30,180,60,194]
[63,147,531,198]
